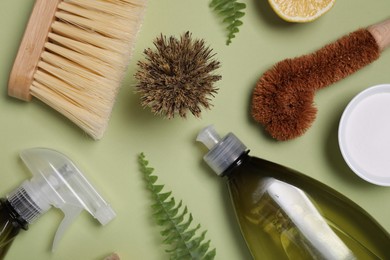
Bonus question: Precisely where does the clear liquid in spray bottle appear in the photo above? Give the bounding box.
[197,125,390,259]
[0,148,116,259]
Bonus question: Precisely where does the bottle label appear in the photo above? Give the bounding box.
[248,178,356,259]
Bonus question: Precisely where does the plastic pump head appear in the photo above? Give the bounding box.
[197,125,247,176]
[7,148,116,251]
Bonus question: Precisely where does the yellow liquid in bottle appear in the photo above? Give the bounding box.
[227,156,390,259]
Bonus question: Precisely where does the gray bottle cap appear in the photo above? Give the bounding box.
[197,125,247,176]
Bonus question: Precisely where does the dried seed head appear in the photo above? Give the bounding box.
[135,32,221,118]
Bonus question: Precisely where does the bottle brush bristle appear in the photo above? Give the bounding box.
[251,28,380,141]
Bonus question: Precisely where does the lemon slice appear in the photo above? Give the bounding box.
[268,0,336,22]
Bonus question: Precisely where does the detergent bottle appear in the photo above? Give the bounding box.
[197,125,390,259]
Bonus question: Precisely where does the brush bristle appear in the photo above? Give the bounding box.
[135,32,221,119]
[251,29,380,141]
[30,0,147,139]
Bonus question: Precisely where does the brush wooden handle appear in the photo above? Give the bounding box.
[8,0,61,101]
[368,18,390,52]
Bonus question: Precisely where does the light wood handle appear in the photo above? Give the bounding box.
[368,18,390,52]
[8,0,61,101]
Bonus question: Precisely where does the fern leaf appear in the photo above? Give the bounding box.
[210,0,246,45]
[138,153,216,259]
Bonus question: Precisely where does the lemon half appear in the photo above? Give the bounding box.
[268,0,336,23]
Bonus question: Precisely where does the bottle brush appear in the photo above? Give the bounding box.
[251,19,390,141]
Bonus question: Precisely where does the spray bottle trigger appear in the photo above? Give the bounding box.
[16,148,116,250]
[52,205,83,252]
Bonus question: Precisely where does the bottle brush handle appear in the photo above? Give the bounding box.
[368,18,390,52]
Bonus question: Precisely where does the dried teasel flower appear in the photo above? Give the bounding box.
[135,32,221,118]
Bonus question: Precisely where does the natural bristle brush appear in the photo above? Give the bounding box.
[251,19,390,141]
[8,0,147,140]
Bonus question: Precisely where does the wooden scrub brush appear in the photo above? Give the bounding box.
[251,19,390,141]
[8,0,147,140]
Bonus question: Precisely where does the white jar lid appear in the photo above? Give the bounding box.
[339,84,390,186]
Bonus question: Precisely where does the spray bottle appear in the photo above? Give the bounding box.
[197,125,390,259]
[0,148,116,259]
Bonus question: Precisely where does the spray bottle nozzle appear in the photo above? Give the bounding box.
[12,148,116,251]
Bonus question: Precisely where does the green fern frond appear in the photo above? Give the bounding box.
[210,0,246,45]
[138,153,216,260]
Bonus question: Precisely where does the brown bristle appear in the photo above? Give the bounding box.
[251,28,380,141]
[135,32,221,119]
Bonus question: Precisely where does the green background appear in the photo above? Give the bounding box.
[1,0,390,259]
